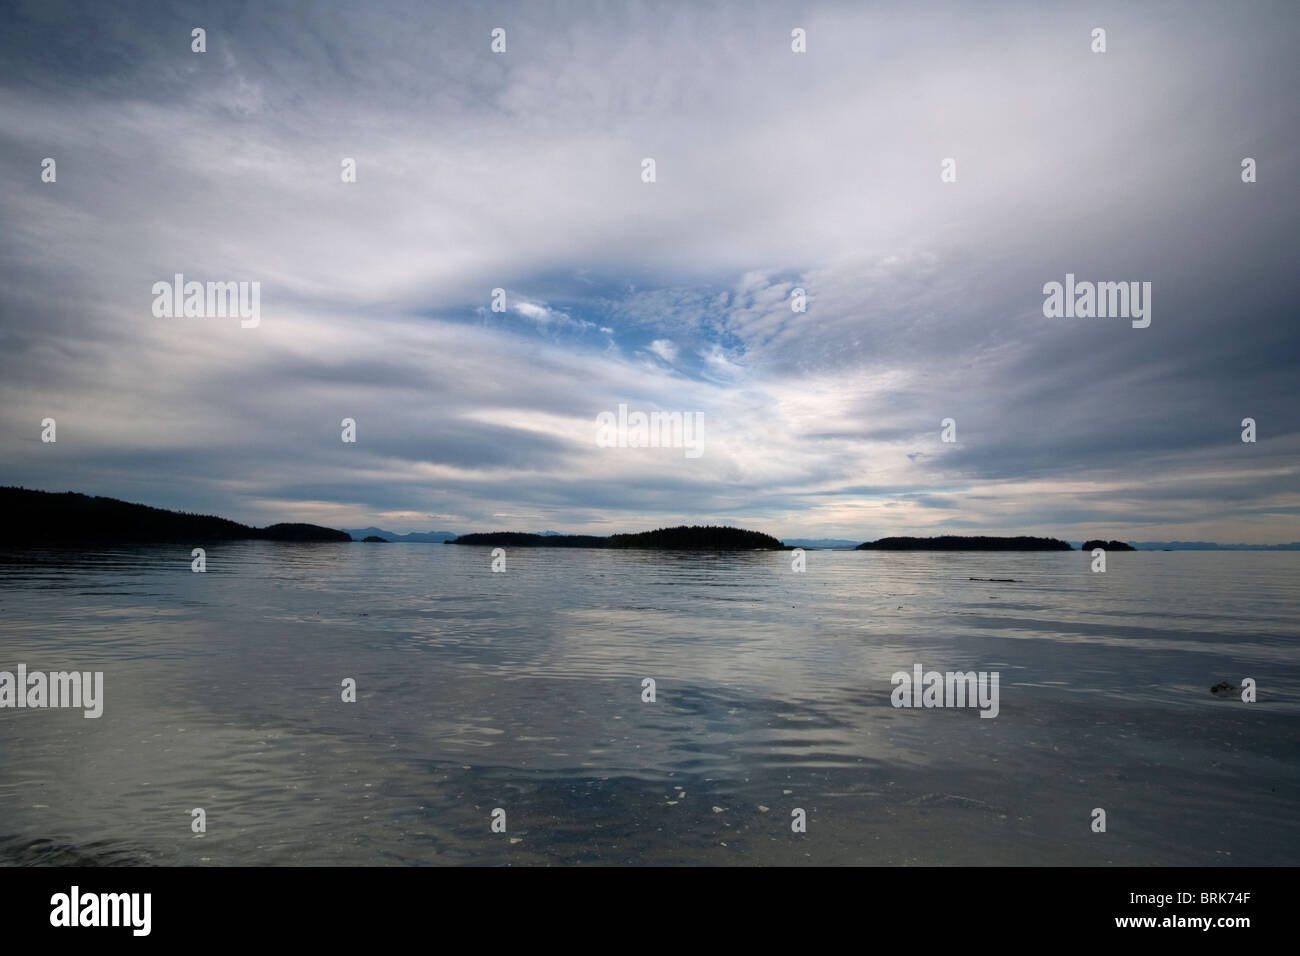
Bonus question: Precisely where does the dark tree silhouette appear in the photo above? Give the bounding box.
[1,487,351,544]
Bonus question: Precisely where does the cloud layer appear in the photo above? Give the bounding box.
[2,0,1297,542]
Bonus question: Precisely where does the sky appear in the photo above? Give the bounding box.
[1,0,1297,542]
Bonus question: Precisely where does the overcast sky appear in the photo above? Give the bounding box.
[2,0,1297,542]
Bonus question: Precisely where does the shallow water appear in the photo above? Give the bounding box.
[1,545,1296,865]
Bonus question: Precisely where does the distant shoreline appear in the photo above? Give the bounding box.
[855,535,1072,552]
[449,527,786,550]
[4,487,1297,551]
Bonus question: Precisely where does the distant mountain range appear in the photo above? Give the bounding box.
[782,538,864,549]
[1125,541,1300,551]
[343,527,459,542]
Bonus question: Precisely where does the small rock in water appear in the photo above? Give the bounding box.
[758,805,770,812]
[1210,682,1239,696]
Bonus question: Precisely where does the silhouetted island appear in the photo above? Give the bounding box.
[856,535,1073,551]
[451,525,785,550]
[361,535,388,543]
[1081,539,1136,551]
[1,487,351,544]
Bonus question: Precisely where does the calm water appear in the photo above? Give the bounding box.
[1,544,1297,866]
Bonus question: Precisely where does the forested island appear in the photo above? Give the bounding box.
[451,525,785,550]
[1081,539,1137,551]
[1,487,351,544]
[856,535,1073,551]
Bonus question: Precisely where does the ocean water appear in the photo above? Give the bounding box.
[0,544,1296,866]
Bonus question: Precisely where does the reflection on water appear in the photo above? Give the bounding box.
[1,544,1297,865]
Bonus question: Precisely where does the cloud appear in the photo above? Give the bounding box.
[648,339,678,363]
[512,299,594,333]
[0,0,1296,542]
